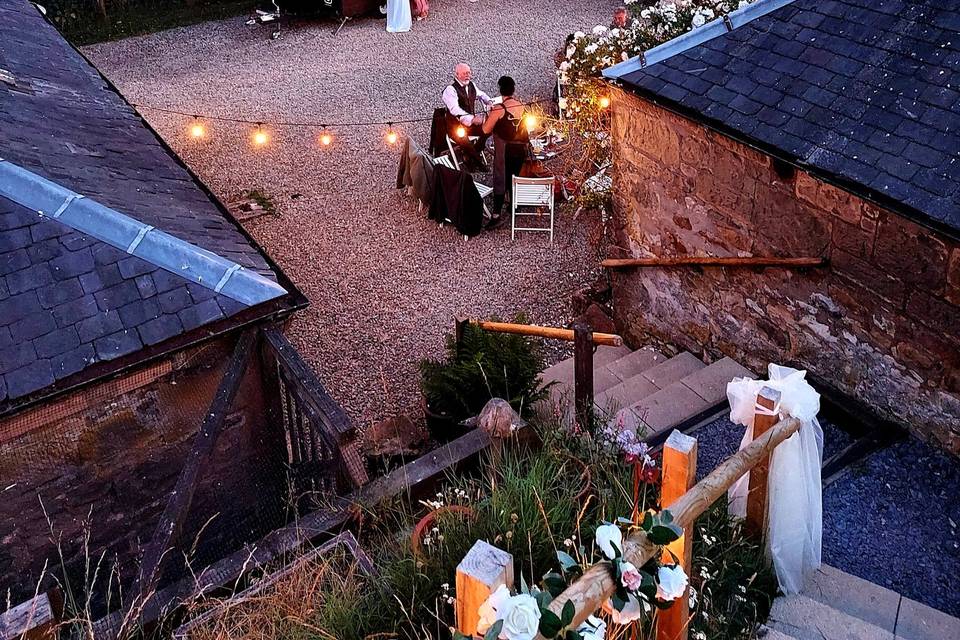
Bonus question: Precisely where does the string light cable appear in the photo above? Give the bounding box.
[125,94,610,147]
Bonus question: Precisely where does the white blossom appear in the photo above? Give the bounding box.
[476,584,510,635]
[657,565,689,601]
[592,25,608,35]
[595,524,623,560]
[577,614,607,640]
[498,593,541,640]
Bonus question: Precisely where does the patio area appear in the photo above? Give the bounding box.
[84,0,619,429]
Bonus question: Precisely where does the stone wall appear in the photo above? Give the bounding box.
[609,89,960,453]
[0,333,287,607]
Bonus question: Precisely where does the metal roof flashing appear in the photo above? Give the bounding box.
[603,0,796,80]
[0,159,287,307]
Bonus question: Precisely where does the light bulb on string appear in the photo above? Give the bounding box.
[319,127,332,147]
[385,123,398,146]
[252,123,269,147]
[523,113,538,133]
[189,116,205,139]
[598,95,611,109]
[455,125,467,138]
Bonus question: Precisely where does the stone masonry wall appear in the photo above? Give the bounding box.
[0,334,286,606]
[609,89,960,453]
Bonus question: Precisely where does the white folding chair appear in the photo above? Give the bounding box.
[433,153,493,215]
[511,176,555,243]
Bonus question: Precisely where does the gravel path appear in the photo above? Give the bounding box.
[693,414,960,616]
[84,1,618,429]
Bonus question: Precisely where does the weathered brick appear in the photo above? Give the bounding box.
[905,291,960,339]
[833,249,906,306]
[873,215,948,291]
[832,220,875,259]
[816,181,862,223]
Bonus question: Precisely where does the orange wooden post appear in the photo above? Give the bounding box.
[745,386,781,540]
[456,540,514,637]
[658,430,698,640]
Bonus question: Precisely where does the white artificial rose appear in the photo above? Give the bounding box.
[592,25,607,35]
[609,28,620,38]
[566,45,576,58]
[573,30,586,40]
[594,524,623,560]
[603,592,649,623]
[621,51,630,61]
[640,8,651,18]
[559,61,569,71]
[558,98,568,109]
[691,12,706,27]
[656,565,689,601]
[585,43,599,55]
[577,614,607,640]
[476,584,510,635]
[498,593,541,640]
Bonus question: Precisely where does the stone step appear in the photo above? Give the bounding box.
[895,594,960,640]
[602,347,667,383]
[757,626,799,640]
[613,380,713,439]
[540,344,632,388]
[767,594,895,640]
[801,565,899,633]
[677,356,755,404]
[639,351,705,390]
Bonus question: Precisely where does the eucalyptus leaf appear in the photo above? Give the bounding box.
[616,516,635,525]
[539,610,562,637]
[484,619,504,640]
[561,599,576,626]
[661,509,674,523]
[544,574,567,597]
[521,573,530,595]
[556,550,578,571]
[642,511,653,531]
[535,589,553,609]
[565,631,583,640]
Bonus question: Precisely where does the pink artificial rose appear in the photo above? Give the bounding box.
[620,561,643,591]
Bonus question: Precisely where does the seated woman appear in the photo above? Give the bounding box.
[481,76,530,229]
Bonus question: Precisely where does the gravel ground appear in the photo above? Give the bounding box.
[693,414,960,616]
[84,1,618,429]
[822,437,960,616]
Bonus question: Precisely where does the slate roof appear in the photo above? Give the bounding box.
[0,0,300,410]
[615,0,960,236]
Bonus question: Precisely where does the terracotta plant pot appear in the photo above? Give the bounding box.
[410,505,476,559]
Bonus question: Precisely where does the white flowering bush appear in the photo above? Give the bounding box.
[559,0,757,208]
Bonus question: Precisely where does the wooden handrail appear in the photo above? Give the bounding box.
[540,414,801,632]
[471,320,624,347]
[602,257,826,269]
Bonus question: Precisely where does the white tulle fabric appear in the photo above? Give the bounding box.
[386,0,412,32]
[727,364,823,594]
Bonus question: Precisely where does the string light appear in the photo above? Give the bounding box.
[599,96,611,109]
[385,123,398,145]
[319,128,332,147]
[523,113,538,133]
[189,116,205,139]
[455,125,467,138]
[252,123,269,146]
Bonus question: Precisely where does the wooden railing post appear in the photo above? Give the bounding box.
[456,541,514,637]
[572,322,594,431]
[745,386,781,540]
[657,430,697,640]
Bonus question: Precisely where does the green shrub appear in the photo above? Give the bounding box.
[418,317,548,427]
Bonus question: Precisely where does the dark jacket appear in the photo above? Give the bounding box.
[429,165,484,237]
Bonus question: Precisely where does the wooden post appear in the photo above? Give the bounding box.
[455,316,470,355]
[572,322,594,431]
[456,540,514,637]
[0,590,59,640]
[745,386,781,540]
[658,430,697,640]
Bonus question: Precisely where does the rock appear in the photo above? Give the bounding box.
[461,398,527,438]
[362,414,425,457]
[579,303,616,334]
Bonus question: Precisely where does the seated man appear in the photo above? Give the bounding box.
[441,62,492,171]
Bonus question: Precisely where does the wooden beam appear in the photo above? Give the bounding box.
[456,541,514,637]
[601,257,826,269]
[573,322,594,430]
[746,386,781,540]
[0,591,58,640]
[473,320,624,347]
[657,430,698,640]
[119,329,256,637]
[540,415,801,633]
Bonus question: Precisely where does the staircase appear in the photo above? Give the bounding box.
[761,564,960,640]
[539,345,753,441]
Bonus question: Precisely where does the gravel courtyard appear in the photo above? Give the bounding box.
[85,1,618,430]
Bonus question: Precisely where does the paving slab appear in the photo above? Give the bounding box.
[641,352,705,390]
[895,597,960,640]
[615,381,712,439]
[802,564,900,632]
[594,373,660,416]
[603,347,666,382]
[679,356,755,404]
[769,594,895,640]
